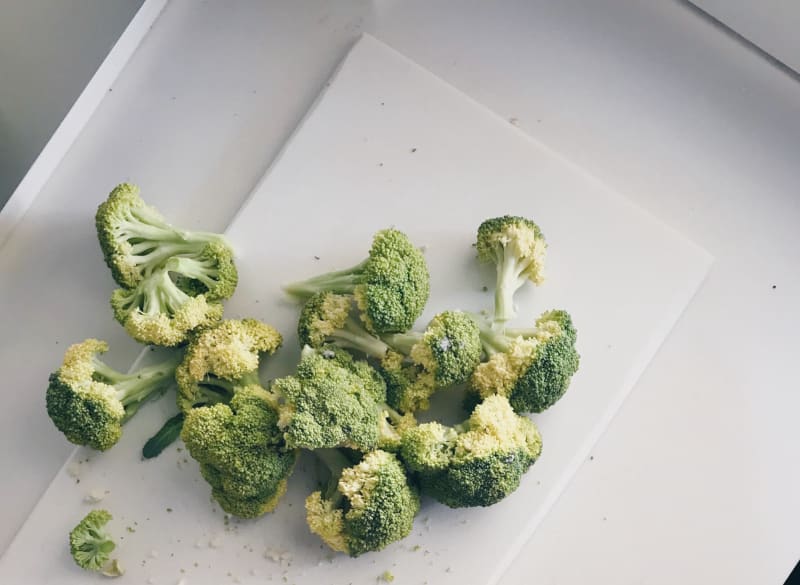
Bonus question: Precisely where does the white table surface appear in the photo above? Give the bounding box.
[0,1,797,583]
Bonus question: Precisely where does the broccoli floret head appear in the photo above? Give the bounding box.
[111,266,224,347]
[400,395,542,507]
[95,183,237,293]
[270,347,393,452]
[306,450,420,556]
[69,509,123,576]
[46,339,180,450]
[476,215,547,323]
[471,309,579,413]
[182,385,297,518]
[285,228,430,333]
[176,318,282,413]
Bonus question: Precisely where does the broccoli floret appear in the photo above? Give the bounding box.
[176,318,282,414]
[46,339,181,451]
[96,183,237,292]
[110,264,225,347]
[305,449,419,556]
[69,509,123,576]
[182,385,297,518]
[285,229,430,333]
[400,395,542,507]
[298,293,481,413]
[471,309,580,413]
[476,216,547,323]
[268,347,414,453]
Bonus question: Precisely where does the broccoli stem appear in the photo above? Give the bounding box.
[380,332,421,356]
[128,240,217,280]
[284,259,369,299]
[473,317,513,355]
[92,351,183,412]
[142,412,185,459]
[330,318,390,358]
[314,449,352,504]
[494,252,526,323]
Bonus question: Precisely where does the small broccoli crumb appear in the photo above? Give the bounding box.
[166,507,173,513]
[126,526,135,533]
[379,570,395,582]
[84,488,107,503]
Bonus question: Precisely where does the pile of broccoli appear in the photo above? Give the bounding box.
[47,187,581,571]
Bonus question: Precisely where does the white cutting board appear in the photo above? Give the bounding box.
[0,35,711,585]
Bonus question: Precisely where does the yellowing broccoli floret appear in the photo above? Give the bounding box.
[305,450,419,556]
[476,215,547,323]
[400,395,542,508]
[46,339,181,451]
[285,228,430,333]
[471,309,580,413]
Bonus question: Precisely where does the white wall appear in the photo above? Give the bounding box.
[0,0,144,208]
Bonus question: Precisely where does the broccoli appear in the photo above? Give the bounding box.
[69,509,123,576]
[285,228,430,333]
[46,339,181,451]
[297,292,481,412]
[400,395,542,508]
[182,385,297,518]
[470,309,580,413]
[96,183,237,292]
[267,346,415,453]
[110,265,225,347]
[476,216,547,323]
[175,318,282,414]
[305,449,419,556]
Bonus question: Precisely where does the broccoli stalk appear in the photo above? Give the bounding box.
[285,228,430,333]
[69,509,123,576]
[46,340,182,451]
[305,449,420,556]
[476,216,547,324]
[470,309,580,413]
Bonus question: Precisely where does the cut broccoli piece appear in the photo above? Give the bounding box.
[298,293,481,412]
[96,183,236,291]
[285,228,430,333]
[46,339,181,451]
[69,509,123,576]
[267,347,415,453]
[305,449,419,556]
[142,412,185,459]
[176,318,282,414]
[400,395,542,507]
[182,385,297,518]
[471,309,579,413]
[476,216,547,323]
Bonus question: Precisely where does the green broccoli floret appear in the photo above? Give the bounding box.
[46,339,181,451]
[182,385,297,518]
[175,318,283,414]
[297,293,481,412]
[400,395,542,507]
[267,347,415,453]
[470,309,580,413]
[476,216,547,323]
[69,509,123,576]
[305,449,419,556]
[285,228,430,333]
[110,265,224,346]
[96,183,237,292]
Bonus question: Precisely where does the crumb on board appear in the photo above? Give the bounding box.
[84,488,107,504]
[379,570,395,582]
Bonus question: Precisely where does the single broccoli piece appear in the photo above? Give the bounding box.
[400,395,542,507]
[46,339,181,451]
[470,309,580,413]
[69,509,123,576]
[110,264,225,347]
[305,449,419,556]
[297,292,481,412]
[267,347,414,452]
[182,385,297,518]
[96,183,237,293]
[476,216,547,323]
[285,228,430,333]
[175,318,282,414]
[142,412,184,459]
